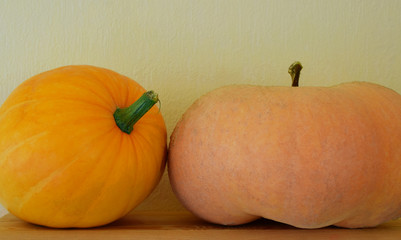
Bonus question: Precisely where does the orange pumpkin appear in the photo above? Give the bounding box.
[0,65,167,228]
[168,62,401,228]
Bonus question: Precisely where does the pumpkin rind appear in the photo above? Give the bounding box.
[168,82,401,228]
[0,65,167,228]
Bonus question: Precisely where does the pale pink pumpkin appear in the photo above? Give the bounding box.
[168,62,401,228]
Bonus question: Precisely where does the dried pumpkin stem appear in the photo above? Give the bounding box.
[288,61,303,87]
[114,91,159,134]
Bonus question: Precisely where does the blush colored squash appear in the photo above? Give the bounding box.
[0,65,167,228]
[168,62,401,228]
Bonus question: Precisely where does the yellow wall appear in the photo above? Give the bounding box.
[1,0,401,217]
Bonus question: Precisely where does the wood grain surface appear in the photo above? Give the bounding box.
[1,211,401,240]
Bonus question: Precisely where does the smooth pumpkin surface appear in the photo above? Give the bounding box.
[0,65,167,228]
[168,68,401,228]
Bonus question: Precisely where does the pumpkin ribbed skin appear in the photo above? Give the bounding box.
[0,65,167,228]
[168,82,401,229]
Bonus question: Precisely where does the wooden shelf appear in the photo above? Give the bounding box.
[2,211,401,239]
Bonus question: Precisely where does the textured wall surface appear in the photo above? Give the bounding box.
[1,0,401,218]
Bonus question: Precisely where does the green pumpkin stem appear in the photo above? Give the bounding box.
[288,61,303,87]
[114,91,159,134]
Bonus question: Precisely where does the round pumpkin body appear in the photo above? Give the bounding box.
[168,82,401,228]
[0,65,167,228]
